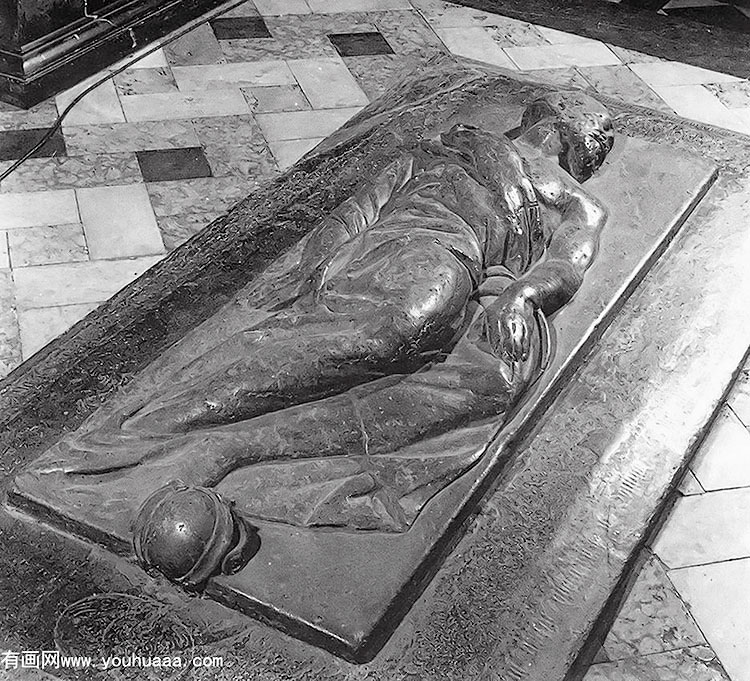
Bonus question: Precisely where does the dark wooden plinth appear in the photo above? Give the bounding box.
[0,0,227,108]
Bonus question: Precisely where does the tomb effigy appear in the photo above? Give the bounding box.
[4,57,750,680]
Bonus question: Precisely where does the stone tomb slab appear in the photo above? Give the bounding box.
[7,62,717,664]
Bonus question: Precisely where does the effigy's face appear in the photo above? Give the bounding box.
[560,112,615,182]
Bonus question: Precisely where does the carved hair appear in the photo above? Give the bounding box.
[521,91,615,182]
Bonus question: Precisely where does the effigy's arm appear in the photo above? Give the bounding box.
[480,157,607,361]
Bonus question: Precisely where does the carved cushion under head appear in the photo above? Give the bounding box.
[521,91,615,182]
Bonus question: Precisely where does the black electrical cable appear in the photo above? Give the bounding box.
[0,0,248,184]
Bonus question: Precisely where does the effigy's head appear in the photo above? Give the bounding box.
[133,482,259,590]
[520,91,614,182]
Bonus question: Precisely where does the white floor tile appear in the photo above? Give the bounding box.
[253,0,311,13]
[411,0,509,27]
[120,90,250,122]
[537,26,608,45]
[18,302,98,359]
[652,84,744,130]
[256,107,363,140]
[287,58,368,109]
[0,232,8,270]
[77,184,164,259]
[691,406,750,491]
[268,137,323,169]
[307,0,411,11]
[432,25,518,69]
[670,558,750,681]
[630,61,741,88]
[0,191,79,229]
[505,42,620,70]
[172,62,295,91]
[56,78,126,125]
[13,256,163,309]
[678,469,704,496]
[651,488,750,568]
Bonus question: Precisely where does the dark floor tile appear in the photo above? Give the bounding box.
[665,5,750,32]
[210,16,272,40]
[136,147,213,182]
[0,127,66,162]
[328,31,395,57]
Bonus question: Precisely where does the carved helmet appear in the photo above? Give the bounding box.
[521,91,615,182]
[133,482,258,589]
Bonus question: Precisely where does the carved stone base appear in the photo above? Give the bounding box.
[2,59,750,680]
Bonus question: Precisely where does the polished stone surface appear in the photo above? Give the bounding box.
[8,63,718,663]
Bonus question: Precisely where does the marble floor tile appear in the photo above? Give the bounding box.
[372,9,451,57]
[602,554,705,660]
[171,61,294,90]
[432,25,517,69]
[219,1,260,18]
[119,90,250,122]
[537,26,608,45]
[630,61,741,88]
[156,212,224,251]
[255,106,363,140]
[0,190,79,229]
[670,559,750,681]
[267,137,323,169]
[410,0,516,27]
[483,20,548,48]
[210,15,272,40]
[218,20,341,62]
[704,80,750,109]
[677,469,704,496]
[0,354,21,378]
[651,84,746,131]
[164,24,226,66]
[0,308,21,367]
[146,178,249,216]
[113,67,178,96]
[690,406,750,491]
[328,31,395,57]
[253,0,311,14]
[55,78,125,126]
[505,42,621,70]
[606,44,666,65]
[517,67,593,90]
[62,120,200,155]
[651,487,750,568]
[13,256,162,309]
[0,128,66,162]
[136,147,213,182]
[287,58,369,108]
[17,302,98,359]
[123,46,168,70]
[0,232,8,269]
[192,114,278,180]
[243,85,311,112]
[6,224,88,267]
[583,646,730,681]
[727,366,750,426]
[77,184,164,259]
[577,64,672,111]
[0,153,142,192]
[0,100,59,133]
[307,0,412,11]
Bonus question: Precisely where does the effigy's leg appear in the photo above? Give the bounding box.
[119,235,475,435]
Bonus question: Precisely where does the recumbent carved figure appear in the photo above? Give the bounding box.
[30,91,614,588]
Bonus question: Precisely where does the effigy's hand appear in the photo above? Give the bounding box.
[484,294,535,362]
